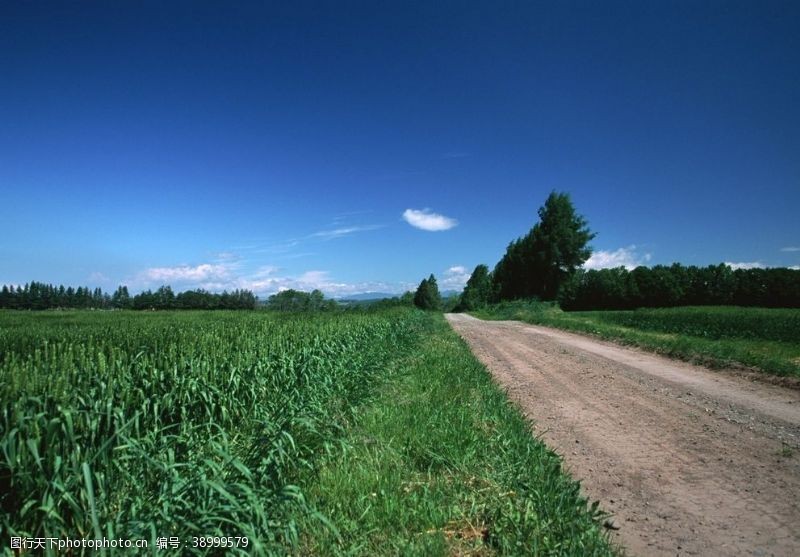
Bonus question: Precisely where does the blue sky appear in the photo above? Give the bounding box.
[2,1,798,296]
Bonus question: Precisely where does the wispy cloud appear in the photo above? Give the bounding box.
[233,218,384,256]
[332,210,373,224]
[724,261,765,270]
[584,246,651,270]
[402,208,458,231]
[309,225,383,240]
[441,265,470,290]
[88,272,110,284]
[780,246,800,252]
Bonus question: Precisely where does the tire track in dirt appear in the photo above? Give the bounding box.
[446,314,800,556]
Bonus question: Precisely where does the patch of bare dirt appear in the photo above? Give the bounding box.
[446,314,800,557]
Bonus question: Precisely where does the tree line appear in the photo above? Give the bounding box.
[265,289,338,311]
[558,264,800,310]
[0,282,257,310]
[456,191,800,311]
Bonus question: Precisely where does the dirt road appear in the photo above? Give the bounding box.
[446,314,800,557]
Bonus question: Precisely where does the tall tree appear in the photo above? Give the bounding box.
[112,286,132,309]
[414,274,442,310]
[459,264,492,310]
[493,191,595,301]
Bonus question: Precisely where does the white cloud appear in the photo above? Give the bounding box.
[584,246,651,271]
[402,208,458,231]
[789,265,800,271]
[140,263,232,284]
[724,261,765,270]
[250,265,280,278]
[780,246,800,252]
[133,261,408,298]
[441,265,471,290]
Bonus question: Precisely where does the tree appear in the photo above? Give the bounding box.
[458,264,492,311]
[112,285,132,309]
[414,274,442,310]
[266,289,332,311]
[493,191,595,301]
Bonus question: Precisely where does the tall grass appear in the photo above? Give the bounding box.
[300,315,614,555]
[1,309,423,553]
[2,309,616,555]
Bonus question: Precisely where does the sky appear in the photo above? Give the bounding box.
[1,1,799,297]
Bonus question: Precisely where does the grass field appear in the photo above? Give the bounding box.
[1,309,613,555]
[473,302,800,378]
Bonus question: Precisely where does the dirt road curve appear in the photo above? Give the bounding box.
[446,314,800,557]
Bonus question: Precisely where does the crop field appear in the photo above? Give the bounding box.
[0,309,613,555]
[474,302,800,378]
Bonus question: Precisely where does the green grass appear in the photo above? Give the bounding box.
[473,301,800,378]
[1,309,614,555]
[300,314,613,555]
[1,309,424,554]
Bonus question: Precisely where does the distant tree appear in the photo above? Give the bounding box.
[155,285,175,309]
[308,289,325,311]
[266,289,332,311]
[493,191,595,301]
[112,286,132,309]
[458,264,492,311]
[399,291,414,306]
[268,289,305,311]
[559,267,638,311]
[413,278,428,309]
[414,274,442,310]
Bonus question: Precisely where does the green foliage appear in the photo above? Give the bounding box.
[1,309,614,555]
[0,309,423,554]
[265,289,337,312]
[111,285,132,309]
[475,302,800,378]
[413,274,442,310]
[588,306,800,344]
[299,315,613,555]
[492,191,595,302]
[0,282,258,310]
[558,264,800,311]
[457,264,492,311]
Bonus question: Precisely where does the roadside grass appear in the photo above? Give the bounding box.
[472,302,800,379]
[300,314,614,556]
[2,309,614,555]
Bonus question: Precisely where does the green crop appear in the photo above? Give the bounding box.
[0,309,424,554]
[2,308,616,556]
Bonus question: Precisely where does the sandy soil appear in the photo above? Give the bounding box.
[446,314,800,557]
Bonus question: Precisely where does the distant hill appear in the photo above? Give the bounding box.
[341,290,461,303]
[339,292,398,302]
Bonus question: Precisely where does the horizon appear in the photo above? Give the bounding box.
[2,2,799,297]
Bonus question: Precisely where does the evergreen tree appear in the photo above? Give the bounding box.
[413,278,428,309]
[458,264,492,310]
[112,286,132,309]
[493,191,595,301]
[413,274,442,310]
